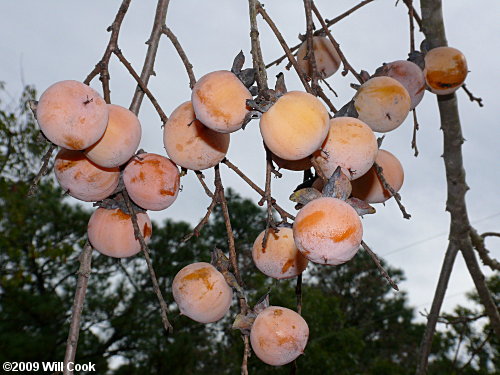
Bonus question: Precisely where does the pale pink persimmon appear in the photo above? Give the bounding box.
[54,148,120,202]
[260,91,329,160]
[36,80,108,150]
[351,149,404,204]
[296,36,341,79]
[163,101,229,170]
[293,197,362,265]
[312,117,378,180]
[191,70,252,133]
[375,60,426,110]
[84,104,141,168]
[354,76,411,133]
[424,46,468,95]
[87,207,152,258]
[172,262,233,323]
[123,153,180,211]
[250,306,309,366]
[252,227,308,279]
[271,153,312,172]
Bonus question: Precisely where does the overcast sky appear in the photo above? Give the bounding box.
[1,0,498,322]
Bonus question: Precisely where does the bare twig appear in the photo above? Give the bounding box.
[241,335,251,375]
[266,0,375,68]
[195,171,215,199]
[122,190,173,333]
[373,162,411,219]
[214,166,243,286]
[407,0,416,53]
[461,84,484,107]
[470,229,500,271]
[130,0,170,114]
[303,0,320,93]
[261,150,277,249]
[222,158,295,221]
[113,49,169,124]
[162,26,196,89]
[311,1,364,83]
[411,109,420,157]
[248,0,269,91]
[83,0,132,103]
[361,241,399,291]
[401,0,423,30]
[182,186,219,242]
[63,242,93,375]
[27,143,57,197]
[296,274,303,315]
[459,330,493,371]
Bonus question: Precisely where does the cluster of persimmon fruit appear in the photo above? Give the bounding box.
[34,34,468,366]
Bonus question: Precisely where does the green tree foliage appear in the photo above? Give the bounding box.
[0,85,497,374]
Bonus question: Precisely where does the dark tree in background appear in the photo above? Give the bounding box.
[0,87,497,374]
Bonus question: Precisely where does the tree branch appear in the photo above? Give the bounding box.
[129,0,170,114]
[63,242,93,375]
[162,26,196,89]
[361,240,399,291]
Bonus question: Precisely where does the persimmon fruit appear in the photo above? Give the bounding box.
[163,101,230,170]
[84,104,142,168]
[123,153,180,211]
[296,36,341,79]
[54,148,120,202]
[36,80,109,150]
[293,197,363,265]
[312,117,378,180]
[250,306,309,366]
[260,91,329,160]
[252,227,308,279]
[191,70,252,133]
[172,262,233,323]
[87,207,152,258]
[424,46,468,95]
[354,76,411,133]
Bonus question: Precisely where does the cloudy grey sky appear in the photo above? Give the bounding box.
[1,0,498,321]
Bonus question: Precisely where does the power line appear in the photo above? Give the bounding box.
[381,211,500,257]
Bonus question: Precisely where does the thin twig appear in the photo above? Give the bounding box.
[63,242,93,375]
[266,0,375,68]
[241,335,251,375]
[303,0,320,93]
[260,149,277,249]
[411,109,419,157]
[182,187,219,242]
[122,190,173,333]
[407,0,416,53]
[114,49,169,124]
[214,165,243,286]
[469,228,500,271]
[162,26,196,89]
[402,0,423,30]
[195,171,215,199]
[222,158,295,221]
[311,1,364,83]
[129,0,170,114]
[248,0,269,91]
[461,84,484,107]
[27,143,57,197]
[373,162,411,219]
[83,0,132,103]
[459,330,493,371]
[361,241,399,291]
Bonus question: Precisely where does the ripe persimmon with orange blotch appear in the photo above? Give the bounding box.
[252,227,308,279]
[250,306,309,366]
[374,60,426,110]
[260,91,329,160]
[172,262,233,323]
[354,76,411,133]
[293,197,362,265]
[84,104,141,168]
[271,153,312,172]
[54,148,120,202]
[163,101,229,170]
[191,70,252,133]
[87,207,152,258]
[296,36,341,79]
[351,149,404,204]
[123,153,180,211]
[36,80,108,150]
[312,117,378,180]
[424,46,468,95]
